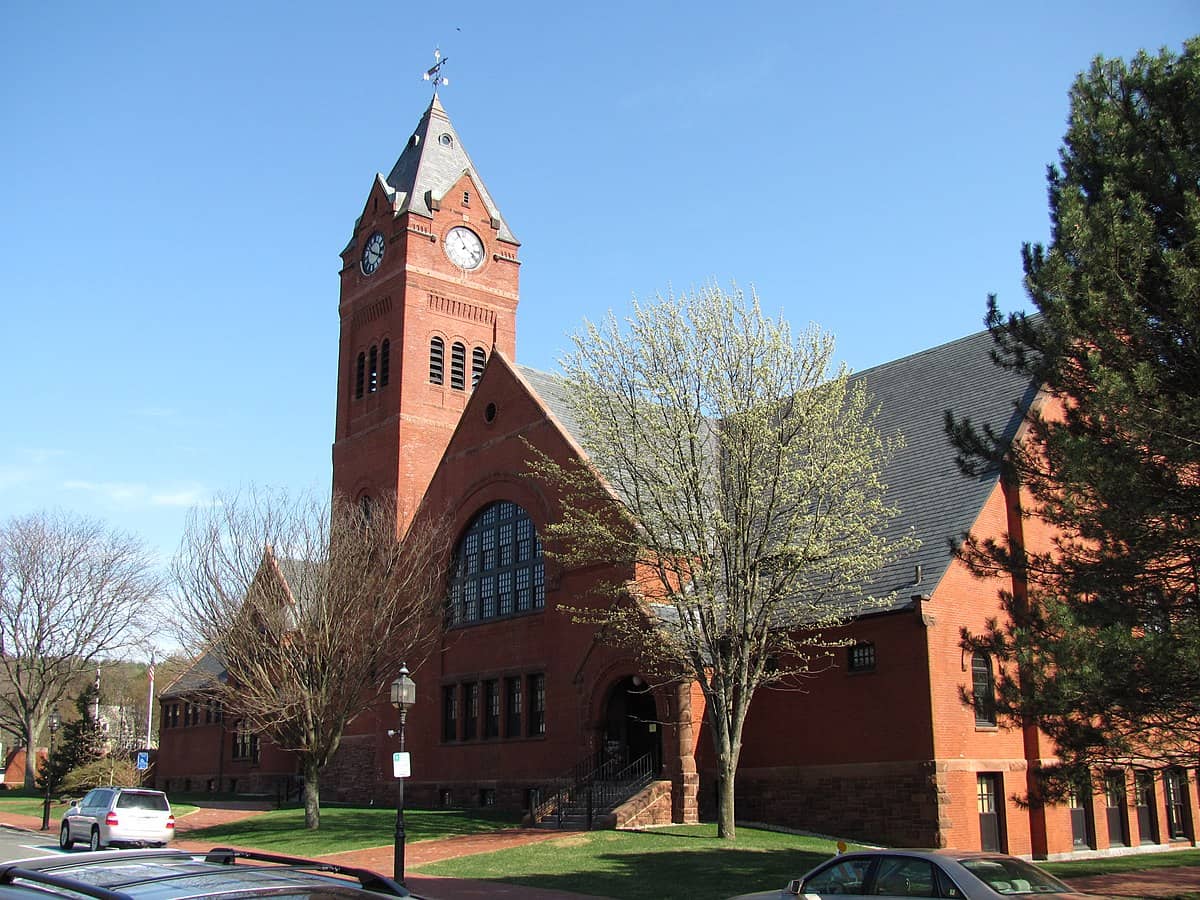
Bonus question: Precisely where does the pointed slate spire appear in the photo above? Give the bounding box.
[384,96,518,245]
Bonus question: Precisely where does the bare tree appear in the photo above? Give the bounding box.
[171,489,450,830]
[531,284,912,839]
[0,511,162,788]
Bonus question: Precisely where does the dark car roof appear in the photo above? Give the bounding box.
[0,848,411,900]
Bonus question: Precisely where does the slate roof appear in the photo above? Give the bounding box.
[378,96,518,245]
[519,326,1039,612]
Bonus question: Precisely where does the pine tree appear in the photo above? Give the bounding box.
[38,685,107,796]
[946,38,1200,792]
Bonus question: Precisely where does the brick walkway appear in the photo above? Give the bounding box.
[6,804,1200,898]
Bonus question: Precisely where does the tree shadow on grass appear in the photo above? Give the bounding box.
[421,846,829,900]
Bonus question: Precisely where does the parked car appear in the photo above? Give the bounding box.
[59,788,175,851]
[727,848,1101,899]
[0,847,414,898]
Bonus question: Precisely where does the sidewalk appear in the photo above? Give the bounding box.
[6,803,1200,898]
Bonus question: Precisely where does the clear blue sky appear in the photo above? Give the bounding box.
[1,2,1195,569]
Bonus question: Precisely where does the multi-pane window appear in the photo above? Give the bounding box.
[972,651,996,726]
[472,346,486,387]
[464,682,479,740]
[848,643,876,672]
[232,722,259,763]
[484,680,500,739]
[355,353,365,399]
[448,501,545,627]
[1165,768,1189,839]
[505,676,522,737]
[450,342,466,390]
[529,673,546,736]
[442,685,458,742]
[430,337,445,385]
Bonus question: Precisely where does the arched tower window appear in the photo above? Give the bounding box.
[430,337,445,385]
[448,501,544,627]
[450,342,466,390]
[368,345,379,393]
[355,352,365,399]
[972,651,996,726]
[472,346,487,387]
[380,339,390,387]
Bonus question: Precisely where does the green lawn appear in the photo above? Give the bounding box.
[1042,847,1200,877]
[0,793,198,820]
[415,825,850,900]
[183,806,523,857]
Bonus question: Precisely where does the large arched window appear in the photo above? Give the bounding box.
[972,651,996,726]
[448,501,544,626]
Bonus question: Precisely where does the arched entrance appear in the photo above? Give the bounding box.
[602,676,662,773]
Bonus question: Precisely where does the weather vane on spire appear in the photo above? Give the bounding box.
[423,47,449,97]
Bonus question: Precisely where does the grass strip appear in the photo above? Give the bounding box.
[415,825,847,900]
[183,806,522,857]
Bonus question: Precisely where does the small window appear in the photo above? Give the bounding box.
[380,339,390,387]
[484,680,500,739]
[463,190,471,205]
[528,673,546,736]
[451,342,466,390]
[368,345,378,393]
[355,353,365,399]
[430,337,445,385]
[848,643,876,672]
[506,676,522,737]
[439,788,453,807]
[972,651,996,726]
[464,682,479,740]
[480,788,496,806]
[442,685,458,742]
[472,346,486,387]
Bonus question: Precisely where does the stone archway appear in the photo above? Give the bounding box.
[602,675,662,773]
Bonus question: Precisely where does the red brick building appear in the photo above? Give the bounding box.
[157,95,1200,858]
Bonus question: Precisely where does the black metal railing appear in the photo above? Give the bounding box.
[529,750,658,829]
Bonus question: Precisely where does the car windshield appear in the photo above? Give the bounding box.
[957,856,1071,894]
[116,791,170,811]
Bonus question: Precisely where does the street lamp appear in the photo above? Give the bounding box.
[40,709,61,831]
[390,665,416,884]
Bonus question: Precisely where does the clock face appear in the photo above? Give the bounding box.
[361,231,385,275]
[444,226,485,270]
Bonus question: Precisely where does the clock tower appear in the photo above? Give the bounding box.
[332,95,520,526]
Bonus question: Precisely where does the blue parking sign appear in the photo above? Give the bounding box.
[136,751,149,770]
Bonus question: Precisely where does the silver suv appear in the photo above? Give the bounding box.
[60,788,175,851]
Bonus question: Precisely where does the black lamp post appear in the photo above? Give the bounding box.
[390,665,416,884]
[40,709,61,831]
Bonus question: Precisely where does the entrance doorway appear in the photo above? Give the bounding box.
[603,676,662,773]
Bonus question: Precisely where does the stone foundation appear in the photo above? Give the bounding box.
[712,760,944,847]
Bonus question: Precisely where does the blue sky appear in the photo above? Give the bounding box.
[1,2,1195,569]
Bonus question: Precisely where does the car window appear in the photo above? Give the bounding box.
[803,857,874,895]
[957,856,1072,894]
[79,790,98,808]
[116,791,169,811]
[871,856,938,897]
[934,866,965,898]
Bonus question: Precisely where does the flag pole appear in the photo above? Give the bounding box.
[145,657,155,750]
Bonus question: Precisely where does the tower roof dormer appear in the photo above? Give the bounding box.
[384,96,518,245]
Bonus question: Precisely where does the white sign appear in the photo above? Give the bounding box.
[392,751,411,778]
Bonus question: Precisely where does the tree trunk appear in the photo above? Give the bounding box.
[716,758,737,840]
[301,758,321,830]
[23,719,37,790]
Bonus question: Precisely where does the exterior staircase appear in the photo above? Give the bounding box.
[528,749,658,830]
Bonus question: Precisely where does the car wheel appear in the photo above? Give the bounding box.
[89,827,101,852]
[58,823,73,850]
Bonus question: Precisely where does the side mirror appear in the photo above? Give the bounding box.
[784,880,802,896]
